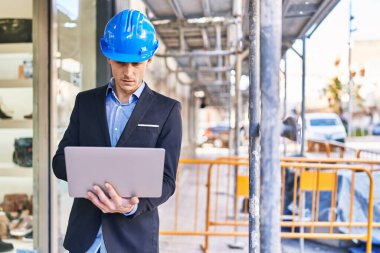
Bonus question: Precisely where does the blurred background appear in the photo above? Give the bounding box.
[0,0,379,252]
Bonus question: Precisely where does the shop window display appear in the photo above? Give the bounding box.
[0,0,34,252]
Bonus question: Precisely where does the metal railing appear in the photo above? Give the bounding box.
[280,162,374,253]
[159,158,375,253]
[306,139,380,160]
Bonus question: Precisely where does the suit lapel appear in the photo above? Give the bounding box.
[95,86,112,147]
[116,85,155,147]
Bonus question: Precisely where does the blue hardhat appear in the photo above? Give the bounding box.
[100,9,159,63]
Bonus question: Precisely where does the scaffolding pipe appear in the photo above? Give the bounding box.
[233,0,243,159]
[283,57,287,119]
[347,0,354,137]
[259,0,282,252]
[156,50,236,57]
[228,81,234,158]
[201,28,210,49]
[174,66,234,73]
[215,24,223,81]
[201,0,211,17]
[152,19,228,28]
[234,53,242,156]
[179,27,186,52]
[188,87,195,145]
[300,37,306,156]
[193,93,199,153]
[248,0,260,252]
[226,49,234,158]
[283,55,287,156]
[167,0,185,19]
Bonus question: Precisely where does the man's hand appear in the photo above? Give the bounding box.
[87,182,139,214]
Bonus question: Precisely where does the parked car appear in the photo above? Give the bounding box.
[201,123,231,148]
[372,123,380,136]
[302,113,347,143]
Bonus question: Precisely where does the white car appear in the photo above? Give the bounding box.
[302,113,346,143]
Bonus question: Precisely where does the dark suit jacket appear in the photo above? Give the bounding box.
[52,84,182,253]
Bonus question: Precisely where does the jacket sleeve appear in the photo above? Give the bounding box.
[129,101,182,219]
[52,93,81,181]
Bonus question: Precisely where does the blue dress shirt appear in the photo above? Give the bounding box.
[86,79,145,253]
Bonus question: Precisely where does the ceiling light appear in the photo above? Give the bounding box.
[194,90,205,98]
[63,22,77,28]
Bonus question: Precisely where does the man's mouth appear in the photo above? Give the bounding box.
[121,79,134,83]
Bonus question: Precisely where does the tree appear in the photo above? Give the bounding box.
[323,58,344,115]
[323,58,364,115]
[324,76,344,114]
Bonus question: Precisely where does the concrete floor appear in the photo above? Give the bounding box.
[282,239,349,253]
[160,237,351,253]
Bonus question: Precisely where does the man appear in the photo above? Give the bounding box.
[52,9,182,253]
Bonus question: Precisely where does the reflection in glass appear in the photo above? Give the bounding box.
[53,1,96,252]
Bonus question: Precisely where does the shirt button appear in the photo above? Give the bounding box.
[115,128,118,131]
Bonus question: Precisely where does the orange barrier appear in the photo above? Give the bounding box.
[159,158,374,253]
[305,139,380,159]
[159,159,249,253]
[306,139,346,157]
[280,162,374,253]
[281,157,380,175]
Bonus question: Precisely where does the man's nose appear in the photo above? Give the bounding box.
[123,64,134,77]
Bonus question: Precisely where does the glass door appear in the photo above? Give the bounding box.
[51,0,98,252]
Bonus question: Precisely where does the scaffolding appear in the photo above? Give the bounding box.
[140,0,342,251]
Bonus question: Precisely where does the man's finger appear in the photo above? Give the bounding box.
[93,185,115,210]
[130,196,139,205]
[105,183,123,207]
[121,196,139,211]
[87,191,109,213]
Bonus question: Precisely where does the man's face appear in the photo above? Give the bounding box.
[108,58,151,96]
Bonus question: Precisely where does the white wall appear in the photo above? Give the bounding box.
[0,0,33,200]
[0,0,32,18]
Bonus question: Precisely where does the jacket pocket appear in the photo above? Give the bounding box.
[129,127,160,147]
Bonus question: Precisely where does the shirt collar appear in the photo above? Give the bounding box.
[106,78,145,103]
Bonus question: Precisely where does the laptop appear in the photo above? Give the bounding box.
[64,147,165,198]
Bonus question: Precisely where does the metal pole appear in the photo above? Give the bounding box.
[193,93,199,156]
[188,89,195,145]
[215,24,223,81]
[155,49,236,57]
[283,55,287,156]
[228,50,234,157]
[234,54,242,156]
[300,37,306,156]
[226,51,243,250]
[259,0,282,252]
[248,0,260,252]
[229,81,234,157]
[283,57,287,118]
[347,0,353,137]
